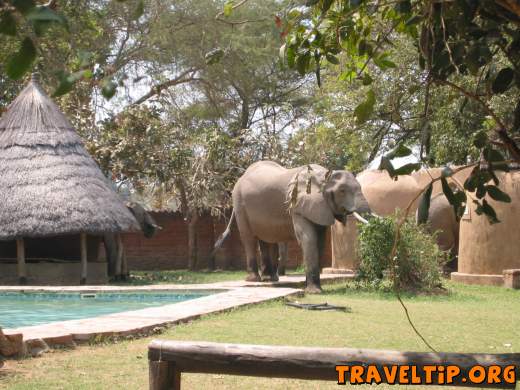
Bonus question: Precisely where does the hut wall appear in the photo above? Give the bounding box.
[0,234,105,285]
[0,234,101,262]
[452,171,520,286]
[123,211,332,271]
[0,262,107,285]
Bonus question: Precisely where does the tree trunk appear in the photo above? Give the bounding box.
[175,177,200,271]
[188,214,199,271]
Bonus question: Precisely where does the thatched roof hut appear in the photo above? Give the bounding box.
[0,73,140,284]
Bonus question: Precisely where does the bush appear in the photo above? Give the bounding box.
[357,215,446,292]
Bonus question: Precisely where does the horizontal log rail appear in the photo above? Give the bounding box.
[148,340,520,389]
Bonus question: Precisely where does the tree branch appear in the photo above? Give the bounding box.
[132,68,200,105]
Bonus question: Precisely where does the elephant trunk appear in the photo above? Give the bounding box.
[354,190,372,216]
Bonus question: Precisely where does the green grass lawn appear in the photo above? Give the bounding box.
[1,281,519,389]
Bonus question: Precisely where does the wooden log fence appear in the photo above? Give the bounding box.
[148,340,520,390]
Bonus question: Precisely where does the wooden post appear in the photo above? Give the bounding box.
[149,361,180,390]
[80,233,87,285]
[120,237,128,280]
[16,238,26,285]
[115,233,123,280]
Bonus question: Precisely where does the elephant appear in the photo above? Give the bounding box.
[215,161,371,293]
[104,202,160,281]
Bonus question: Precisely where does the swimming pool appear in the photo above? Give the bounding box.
[0,291,211,329]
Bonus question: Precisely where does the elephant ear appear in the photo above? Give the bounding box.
[287,166,335,226]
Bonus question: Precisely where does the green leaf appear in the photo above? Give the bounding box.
[395,0,411,14]
[492,68,514,94]
[287,47,296,68]
[6,37,36,80]
[393,162,421,175]
[373,54,396,70]
[362,73,373,85]
[223,1,233,17]
[354,89,375,125]
[483,147,505,163]
[306,0,320,5]
[322,0,334,13]
[441,177,462,219]
[0,11,17,36]
[385,143,412,159]
[133,0,144,20]
[53,70,88,97]
[101,79,117,100]
[476,184,486,199]
[405,15,421,26]
[473,131,488,149]
[475,199,500,224]
[205,48,224,65]
[325,53,339,64]
[417,183,433,224]
[486,185,511,203]
[358,39,370,56]
[378,156,396,177]
[12,0,35,15]
[26,6,67,24]
[296,51,311,76]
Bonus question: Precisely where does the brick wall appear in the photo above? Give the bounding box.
[124,211,332,271]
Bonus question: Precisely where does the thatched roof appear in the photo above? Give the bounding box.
[0,74,140,240]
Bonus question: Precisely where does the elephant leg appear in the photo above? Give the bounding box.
[269,243,279,281]
[258,241,272,282]
[258,241,278,282]
[235,211,260,282]
[277,242,288,276]
[316,225,327,270]
[292,214,321,293]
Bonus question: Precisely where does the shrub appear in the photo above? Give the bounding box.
[357,215,446,292]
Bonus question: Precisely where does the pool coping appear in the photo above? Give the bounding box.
[1,274,353,350]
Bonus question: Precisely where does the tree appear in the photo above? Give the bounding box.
[286,35,492,171]
[282,0,520,223]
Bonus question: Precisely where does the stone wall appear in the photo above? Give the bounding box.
[123,211,332,271]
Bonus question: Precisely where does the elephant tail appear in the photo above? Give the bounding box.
[210,209,235,258]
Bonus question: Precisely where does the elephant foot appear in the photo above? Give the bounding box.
[245,273,261,282]
[260,274,271,282]
[260,274,279,282]
[305,284,322,294]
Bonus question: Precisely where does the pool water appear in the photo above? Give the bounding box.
[0,291,210,329]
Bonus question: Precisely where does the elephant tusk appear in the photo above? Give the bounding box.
[370,213,382,219]
[352,212,369,224]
